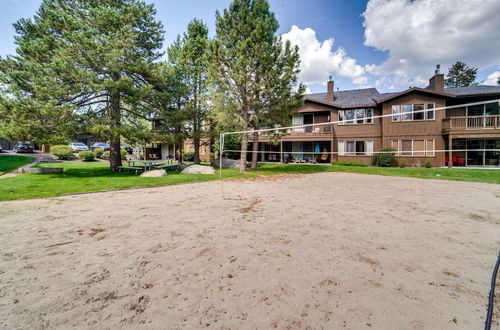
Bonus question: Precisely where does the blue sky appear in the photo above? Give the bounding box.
[1,0,499,93]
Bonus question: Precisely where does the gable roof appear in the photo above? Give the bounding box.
[305,88,381,108]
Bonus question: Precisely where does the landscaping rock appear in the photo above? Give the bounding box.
[140,169,167,178]
[20,167,63,174]
[211,157,247,168]
[181,165,215,175]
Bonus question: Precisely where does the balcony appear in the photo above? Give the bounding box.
[256,123,334,141]
[443,115,500,133]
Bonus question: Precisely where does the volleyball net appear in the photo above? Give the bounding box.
[218,99,500,178]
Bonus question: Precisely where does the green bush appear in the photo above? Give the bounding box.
[77,151,95,161]
[425,159,433,168]
[183,151,194,162]
[102,150,127,160]
[51,145,74,160]
[209,152,216,161]
[93,147,104,158]
[333,161,368,167]
[371,147,397,167]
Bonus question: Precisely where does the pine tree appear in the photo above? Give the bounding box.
[0,0,164,170]
[445,61,479,88]
[209,0,304,171]
[171,19,210,164]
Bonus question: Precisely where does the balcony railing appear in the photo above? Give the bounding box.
[286,123,333,135]
[443,115,500,130]
[257,123,334,137]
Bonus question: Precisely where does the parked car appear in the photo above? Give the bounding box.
[13,142,34,153]
[68,142,89,153]
[120,144,133,154]
[90,142,110,151]
[0,144,2,153]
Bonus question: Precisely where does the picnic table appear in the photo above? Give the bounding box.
[118,159,179,174]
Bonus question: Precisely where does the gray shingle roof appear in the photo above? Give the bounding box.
[305,85,500,108]
[306,88,381,107]
[444,85,500,96]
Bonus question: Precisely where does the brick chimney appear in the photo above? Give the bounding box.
[327,75,334,103]
[428,64,444,92]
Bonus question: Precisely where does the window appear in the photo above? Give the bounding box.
[345,110,355,124]
[338,140,373,156]
[338,141,345,156]
[366,141,374,156]
[392,139,435,156]
[339,109,373,125]
[356,109,365,124]
[355,141,365,155]
[402,105,413,121]
[392,105,400,122]
[401,140,412,155]
[366,109,373,124]
[426,103,435,120]
[413,104,424,120]
[346,141,356,155]
[426,140,434,156]
[413,140,425,156]
[392,103,435,121]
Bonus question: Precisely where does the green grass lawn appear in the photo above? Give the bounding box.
[0,155,36,175]
[0,160,498,201]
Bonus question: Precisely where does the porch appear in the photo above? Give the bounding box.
[445,138,500,167]
[248,141,332,164]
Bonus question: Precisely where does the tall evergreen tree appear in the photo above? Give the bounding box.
[445,61,479,88]
[209,0,304,171]
[0,0,164,170]
[177,19,210,164]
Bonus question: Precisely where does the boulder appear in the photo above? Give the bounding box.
[211,157,247,169]
[181,165,215,175]
[140,169,167,178]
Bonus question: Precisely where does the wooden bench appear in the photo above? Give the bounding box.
[117,166,143,174]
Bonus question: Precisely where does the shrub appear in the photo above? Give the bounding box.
[51,145,74,160]
[209,152,216,161]
[93,147,104,158]
[371,147,397,167]
[77,151,95,161]
[183,151,194,162]
[425,159,433,168]
[333,161,368,167]
[102,150,127,160]
[399,161,406,168]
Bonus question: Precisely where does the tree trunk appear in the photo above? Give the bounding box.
[194,136,201,164]
[251,131,259,170]
[109,89,121,171]
[239,115,248,172]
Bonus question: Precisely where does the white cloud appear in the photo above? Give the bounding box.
[281,25,368,86]
[363,0,500,88]
[484,71,500,86]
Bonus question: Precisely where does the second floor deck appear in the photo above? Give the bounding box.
[443,115,500,134]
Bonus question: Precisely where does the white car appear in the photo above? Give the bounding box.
[69,142,89,153]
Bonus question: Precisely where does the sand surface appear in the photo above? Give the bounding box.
[0,172,499,329]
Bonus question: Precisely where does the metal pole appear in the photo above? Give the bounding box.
[219,133,223,179]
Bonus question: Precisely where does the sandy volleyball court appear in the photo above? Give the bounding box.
[0,172,499,329]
